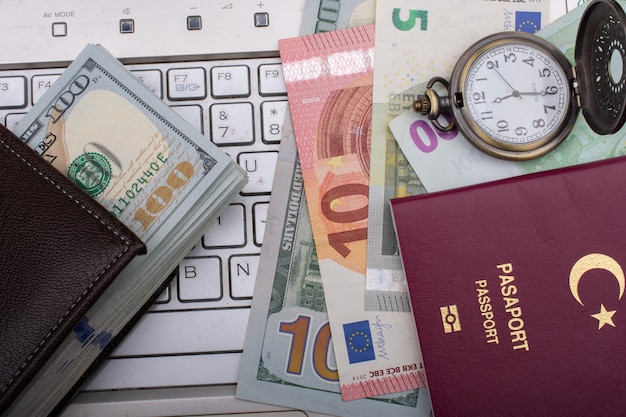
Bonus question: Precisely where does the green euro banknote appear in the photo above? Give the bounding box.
[389,0,626,193]
[6,44,246,417]
[236,112,432,417]
[366,0,552,311]
[300,0,375,34]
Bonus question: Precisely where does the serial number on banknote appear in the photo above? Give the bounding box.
[352,362,422,381]
[111,152,168,217]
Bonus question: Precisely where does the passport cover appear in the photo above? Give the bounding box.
[391,156,626,417]
[0,124,146,412]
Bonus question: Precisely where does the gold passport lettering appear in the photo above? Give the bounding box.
[475,280,500,344]
[497,263,530,352]
[440,305,461,333]
[473,264,531,351]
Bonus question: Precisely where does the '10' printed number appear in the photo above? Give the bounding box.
[278,315,338,382]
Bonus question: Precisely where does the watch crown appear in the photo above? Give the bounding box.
[413,95,431,115]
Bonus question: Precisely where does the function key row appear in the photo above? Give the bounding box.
[0,63,286,109]
[164,63,286,100]
[0,74,61,109]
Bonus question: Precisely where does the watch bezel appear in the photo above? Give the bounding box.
[449,32,578,161]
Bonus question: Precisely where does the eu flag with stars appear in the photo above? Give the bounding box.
[516,11,542,33]
[343,320,376,364]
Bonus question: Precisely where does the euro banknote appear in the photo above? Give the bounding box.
[6,44,246,417]
[239,3,426,413]
[280,25,426,400]
[236,112,432,417]
[365,0,551,311]
[390,0,626,193]
[300,0,375,34]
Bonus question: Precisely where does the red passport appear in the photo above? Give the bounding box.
[391,156,626,417]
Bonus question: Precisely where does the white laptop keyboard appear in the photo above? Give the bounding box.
[0,0,304,393]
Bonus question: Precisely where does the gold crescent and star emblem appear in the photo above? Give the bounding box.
[569,253,625,330]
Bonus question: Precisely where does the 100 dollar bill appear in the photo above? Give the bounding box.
[6,44,245,417]
[390,1,626,193]
[18,47,230,241]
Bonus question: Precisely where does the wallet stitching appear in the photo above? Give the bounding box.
[0,136,132,396]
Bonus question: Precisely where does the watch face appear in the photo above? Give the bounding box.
[459,36,573,154]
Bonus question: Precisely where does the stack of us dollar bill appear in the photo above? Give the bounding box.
[5,44,246,417]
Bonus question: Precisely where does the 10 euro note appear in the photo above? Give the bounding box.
[7,44,246,417]
[236,113,432,417]
[389,1,626,193]
[279,25,426,401]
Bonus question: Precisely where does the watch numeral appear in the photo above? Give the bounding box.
[472,91,486,104]
[486,60,499,69]
[543,105,556,113]
[497,120,509,132]
[523,57,535,67]
[503,53,516,63]
[481,111,494,120]
[515,127,528,136]
[538,68,551,77]
[544,86,558,95]
[533,119,546,128]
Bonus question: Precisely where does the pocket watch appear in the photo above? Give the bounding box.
[413,0,626,160]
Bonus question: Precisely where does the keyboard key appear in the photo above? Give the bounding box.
[153,285,171,304]
[83,352,243,390]
[0,76,27,108]
[186,15,202,31]
[238,151,277,195]
[210,65,250,98]
[258,63,286,95]
[172,104,203,133]
[253,202,268,246]
[109,308,249,357]
[132,69,162,98]
[178,256,222,301]
[210,102,254,145]
[229,254,259,298]
[119,18,135,34]
[201,203,246,248]
[51,22,67,37]
[167,67,207,100]
[4,113,25,131]
[31,74,60,104]
[261,100,288,143]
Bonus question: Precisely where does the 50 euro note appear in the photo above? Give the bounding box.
[236,113,432,417]
[389,0,626,193]
[366,0,551,311]
[279,25,426,401]
[7,44,246,417]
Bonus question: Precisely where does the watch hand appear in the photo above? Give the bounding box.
[493,87,559,103]
[492,90,521,103]
[518,87,559,97]
[491,67,522,99]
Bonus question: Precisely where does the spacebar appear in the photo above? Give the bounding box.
[111,308,250,357]
[83,353,242,390]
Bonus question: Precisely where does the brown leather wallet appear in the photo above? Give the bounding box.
[0,124,146,411]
